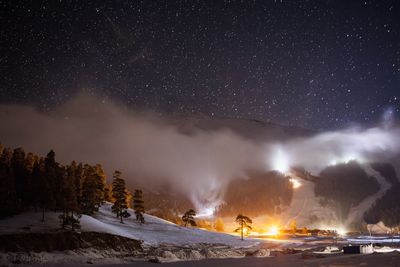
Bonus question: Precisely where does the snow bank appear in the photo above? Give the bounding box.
[374,246,400,253]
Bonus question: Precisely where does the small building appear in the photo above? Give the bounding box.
[360,244,373,254]
[343,244,373,254]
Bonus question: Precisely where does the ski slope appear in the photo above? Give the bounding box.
[344,165,391,227]
[279,175,337,228]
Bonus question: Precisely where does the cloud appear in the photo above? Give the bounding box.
[278,126,400,173]
[0,94,264,212]
[1,94,399,213]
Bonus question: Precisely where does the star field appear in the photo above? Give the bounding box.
[0,0,399,130]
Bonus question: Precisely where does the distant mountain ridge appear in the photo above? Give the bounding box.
[165,115,314,142]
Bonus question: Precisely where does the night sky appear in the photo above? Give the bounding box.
[1,0,399,130]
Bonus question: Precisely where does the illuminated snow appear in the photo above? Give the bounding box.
[289,178,302,189]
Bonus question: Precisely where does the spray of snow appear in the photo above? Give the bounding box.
[271,145,290,173]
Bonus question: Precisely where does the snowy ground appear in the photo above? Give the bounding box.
[1,205,399,249]
[1,204,400,265]
[0,203,259,247]
[0,204,266,265]
[100,252,400,267]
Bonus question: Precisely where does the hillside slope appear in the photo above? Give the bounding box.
[0,204,258,248]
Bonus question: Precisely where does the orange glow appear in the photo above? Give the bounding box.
[289,178,302,189]
[243,227,250,236]
[265,225,280,236]
[336,227,347,236]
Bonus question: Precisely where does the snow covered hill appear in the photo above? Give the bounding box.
[0,203,259,248]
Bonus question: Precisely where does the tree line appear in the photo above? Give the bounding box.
[0,144,145,228]
[1,144,251,238]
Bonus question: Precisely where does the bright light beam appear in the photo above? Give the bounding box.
[272,146,290,173]
[265,225,280,236]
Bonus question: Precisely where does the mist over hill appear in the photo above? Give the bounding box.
[1,93,400,227]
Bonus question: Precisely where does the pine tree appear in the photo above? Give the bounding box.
[0,147,18,217]
[235,214,252,240]
[80,164,105,215]
[73,162,84,208]
[54,162,66,211]
[104,184,114,203]
[43,150,67,212]
[94,164,106,204]
[12,147,28,209]
[111,171,130,223]
[34,157,52,221]
[0,145,104,227]
[182,209,196,227]
[59,164,80,230]
[23,152,36,207]
[0,147,13,165]
[133,189,145,224]
[44,150,58,212]
[24,152,36,173]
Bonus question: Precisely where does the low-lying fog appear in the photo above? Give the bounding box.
[1,94,399,213]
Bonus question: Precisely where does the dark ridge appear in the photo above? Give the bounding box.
[370,162,399,186]
[315,161,380,222]
[0,231,143,253]
[216,171,293,217]
[364,184,400,227]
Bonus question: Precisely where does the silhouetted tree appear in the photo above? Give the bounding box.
[111,171,130,223]
[94,164,107,204]
[34,158,52,221]
[182,209,196,227]
[0,147,18,217]
[235,214,252,240]
[0,145,109,225]
[133,189,145,224]
[23,152,36,206]
[12,148,29,209]
[104,184,114,203]
[59,164,80,230]
[0,147,12,165]
[24,152,36,173]
[73,162,83,207]
[80,164,105,215]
